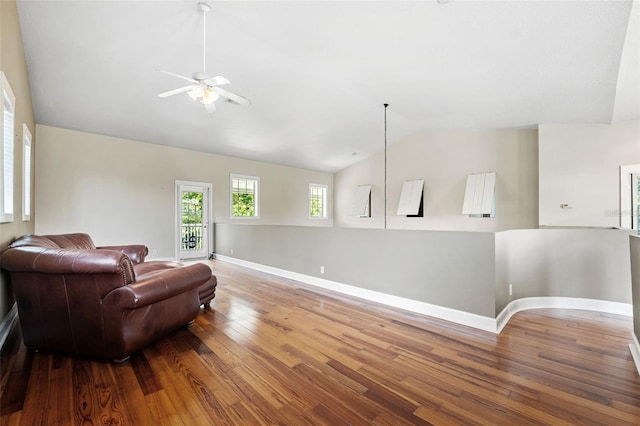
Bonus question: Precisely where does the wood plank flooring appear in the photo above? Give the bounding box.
[2,259,639,425]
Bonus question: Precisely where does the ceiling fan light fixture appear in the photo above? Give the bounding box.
[189,85,205,100]
[201,88,219,104]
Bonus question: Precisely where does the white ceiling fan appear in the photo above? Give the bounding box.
[157,2,251,113]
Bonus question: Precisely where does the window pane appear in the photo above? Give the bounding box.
[310,184,326,218]
[231,176,258,217]
[181,191,203,250]
[23,126,31,220]
[1,78,15,222]
[636,174,640,232]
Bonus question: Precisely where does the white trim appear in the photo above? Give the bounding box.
[1,71,16,223]
[215,255,634,335]
[0,303,18,351]
[22,123,32,221]
[620,164,640,230]
[629,334,640,376]
[495,297,633,333]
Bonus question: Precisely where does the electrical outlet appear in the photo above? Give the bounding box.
[509,284,513,296]
[230,248,234,255]
[152,249,157,255]
[320,266,325,274]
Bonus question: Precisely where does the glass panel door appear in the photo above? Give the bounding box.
[178,183,209,259]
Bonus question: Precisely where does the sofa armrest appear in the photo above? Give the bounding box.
[97,245,148,264]
[0,246,134,279]
[103,263,212,309]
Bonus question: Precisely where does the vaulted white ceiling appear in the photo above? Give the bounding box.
[17,0,640,173]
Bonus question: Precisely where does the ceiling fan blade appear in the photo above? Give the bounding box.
[204,75,230,86]
[204,102,217,113]
[213,87,251,106]
[158,86,193,98]
[157,69,197,84]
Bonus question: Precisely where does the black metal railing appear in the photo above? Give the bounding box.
[181,224,203,251]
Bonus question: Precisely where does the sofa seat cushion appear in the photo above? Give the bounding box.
[133,260,217,307]
[133,260,183,278]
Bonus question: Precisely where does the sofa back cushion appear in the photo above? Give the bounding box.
[9,234,59,249]
[46,233,96,249]
[9,233,97,250]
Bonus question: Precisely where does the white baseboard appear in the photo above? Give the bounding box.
[217,255,499,332]
[147,256,178,262]
[630,334,640,376]
[215,255,633,335]
[495,297,633,333]
[0,303,18,350]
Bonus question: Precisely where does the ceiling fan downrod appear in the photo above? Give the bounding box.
[198,2,212,74]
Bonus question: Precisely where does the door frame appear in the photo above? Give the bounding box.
[620,164,640,230]
[175,180,213,260]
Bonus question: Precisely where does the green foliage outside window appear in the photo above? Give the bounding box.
[309,185,326,218]
[182,191,203,224]
[233,193,255,217]
[310,197,323,217]
[232,177,257,217]
[181,191,203,250]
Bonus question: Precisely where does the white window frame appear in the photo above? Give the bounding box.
[309,183,328,219]
[1,71,16,223]
[620,164,640,230]
[230,174,260,219]
[22,124,32,221]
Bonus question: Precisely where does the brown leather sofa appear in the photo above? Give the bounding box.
[0,233,217,363]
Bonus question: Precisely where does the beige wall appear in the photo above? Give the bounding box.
[216,224,497,318]
[539,120,640,228]
[34,125,333,258]
[216,224,633,321]
[495,228,632,315]
[334,128,539,231]
[0,0,36,320]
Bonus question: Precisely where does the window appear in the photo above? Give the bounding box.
[462,172,496,218]
[353,184,371,218]
[22,124,32,221]
[1,71,16,223]
[231,174,259,218]
[636,174,640,232]
[309,184,327,218]
[620,164,640,231]
[397,179,424,217]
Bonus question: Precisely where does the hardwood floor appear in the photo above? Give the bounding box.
[2,259,639,425]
